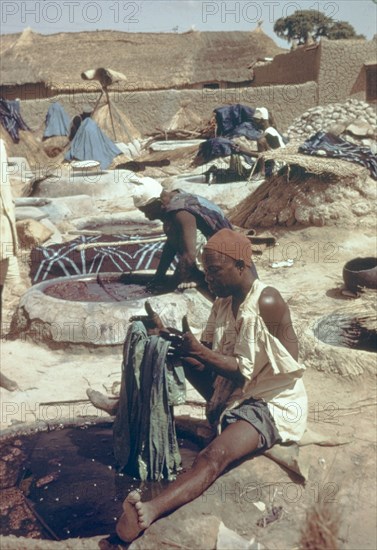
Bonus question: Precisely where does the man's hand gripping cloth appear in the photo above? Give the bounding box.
[113,321,186,481]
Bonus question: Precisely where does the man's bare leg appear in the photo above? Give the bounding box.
[86,388,119,415]
[182,361,214,402]
[116,419,260,542]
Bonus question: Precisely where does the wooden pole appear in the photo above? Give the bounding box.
[105,88,117,141]
[75,235,167,251]
[91,89,104,117]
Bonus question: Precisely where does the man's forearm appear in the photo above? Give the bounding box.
[188,343,243,382]
[155,241,176,279]
[172,254,196,285]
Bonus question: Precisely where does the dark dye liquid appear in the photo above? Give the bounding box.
[44,281,151,303]
[0,423,199,540]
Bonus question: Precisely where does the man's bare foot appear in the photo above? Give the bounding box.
[116,490,154,542]
[0,373,19,392]
[177,281,197,290]
[86,388,119,415]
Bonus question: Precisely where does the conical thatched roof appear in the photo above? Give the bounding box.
[165,100,203,132]
[0,32,19,54]
[0,126,50,169]
[92,103,140,143]
[1,29,283,91]
[0,29,42,84]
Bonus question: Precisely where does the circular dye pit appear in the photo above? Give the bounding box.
[313,312,377,352]
[172,175,263,213]
[34,169,135,200]
[12,273,190,348]
[74,213,164,240]
[0,422,200,541]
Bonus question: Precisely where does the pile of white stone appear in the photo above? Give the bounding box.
[287,99,377,150]
[116,138,147,159]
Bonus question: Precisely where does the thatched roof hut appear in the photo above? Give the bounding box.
[1,28,282,94]
[92,103,140,143]
[1,29,42,85]
[230,150,376,229]
[164,100,203,132]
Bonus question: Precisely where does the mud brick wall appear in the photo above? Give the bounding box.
[252,37,377,105]
[19,81,318,137]
[317,38,377,105]
[253,46,320,86]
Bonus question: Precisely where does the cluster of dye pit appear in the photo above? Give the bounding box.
[0,423,200,541]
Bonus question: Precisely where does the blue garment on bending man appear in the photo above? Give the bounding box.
[163,190,233,238]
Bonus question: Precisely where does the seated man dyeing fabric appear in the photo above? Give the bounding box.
[253,107,286,151]
[115,228,308,543]
[252,107,286,177]
[132,177,233,292]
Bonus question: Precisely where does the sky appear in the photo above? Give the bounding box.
[1,0,376,48]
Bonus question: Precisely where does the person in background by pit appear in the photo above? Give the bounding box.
[253,107,287,177]
[132,177,233,293]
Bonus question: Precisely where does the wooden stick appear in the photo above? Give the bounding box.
[105,87,117,142]
[97,273,122,302]
[67,229,102,236]
[75,235,167,251]
[161,539,192,549]
[39,399,92,406]
[91,89,103,117]
[24,496,61,541]
[247,153,262,180]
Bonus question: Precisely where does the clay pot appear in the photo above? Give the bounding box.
[343,257,377,291]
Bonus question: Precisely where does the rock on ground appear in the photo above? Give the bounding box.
[16,219,53,249]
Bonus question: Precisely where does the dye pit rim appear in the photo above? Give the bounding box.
[312,311,376,353]
[12,273,190,348]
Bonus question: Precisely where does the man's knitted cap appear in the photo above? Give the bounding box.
[204,228,252,266]
[253,107,269,120]
[132,176,163,208]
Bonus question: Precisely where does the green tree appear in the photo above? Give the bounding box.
[274,10,332,45]
[274,10,363,45]
[327,21,365,40]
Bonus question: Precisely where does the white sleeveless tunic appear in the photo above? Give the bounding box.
[203,279,308,442]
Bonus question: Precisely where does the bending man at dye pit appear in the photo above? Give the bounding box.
[132,177,233,292]
[116,228,308,543]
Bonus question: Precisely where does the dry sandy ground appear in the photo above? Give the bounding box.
[1,201,376,548]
